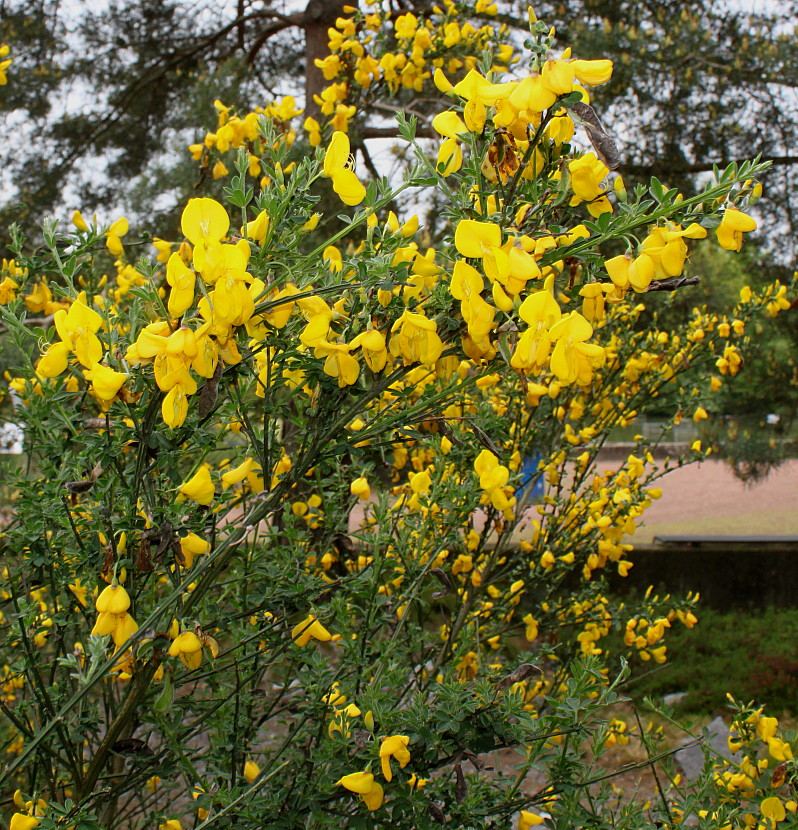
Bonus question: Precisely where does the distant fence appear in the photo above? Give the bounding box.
[611,536,798,609]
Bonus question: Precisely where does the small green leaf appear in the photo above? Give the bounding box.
[153,671,173,713]
[649,177,665,201]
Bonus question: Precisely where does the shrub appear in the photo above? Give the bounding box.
[0,6,795,829]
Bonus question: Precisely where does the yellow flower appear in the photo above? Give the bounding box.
[85,362,127,403]
[181,198,230,273]
[432,111,467,139]
[604,254,631,288]
[549,311,605,385]
[105,216,129,257]
[571,58,613,86]
[153,237,172,263]
[314,341,360,387]
[25,281,53,313]
[253,281,298,331]
[627,255,656,292]
[523,613,538,641]
[761,796,786,828]
[169,631,203,670]
[433,67,455,95]
[336,771,384,811]
[323,131,366,206]
[474,449,508,491]
[452,68,514,106]
[112,613,139,649]
[178,533,210,568]
[640,223,706,280]
[191,787,208,819]
[304,116,322,146]
[292,614,332,646]
[717,207,757,251]
[379,734,411,781]
[92,611,121,637]
[242,210,269,243]
[756,715,778,740]
[244,760,260,783]
[450,260,483,302]
[569,153,608,201]
[350,477,371,500]
[0,46,12,86]
[768,737,794,762]
[53,293,104,368]
[166,252,196,317]
[301,213,320,231]
[0,276,18,304]
[36,341,71,378]
[389,310,444,366]
[407,773,427,790]
[179,466,215,505]
[569,152,611,216]
[473,450,514,513]
[542,58,576,95]
[9,815,40,830]
[221,457,256,489]
[349,329,388,372]
[69,579,89,607]
[454,219,501,259]
[96,584,131,615]
[437,137,463,175]
[519,811,545,829]
[511,288,561,371]
[579,282,612,323]
[162,384,191,429]
[503,74,557,116]
[462,291,495,343]
[298,296,333,346]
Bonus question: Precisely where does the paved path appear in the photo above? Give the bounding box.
[630,458,798,543]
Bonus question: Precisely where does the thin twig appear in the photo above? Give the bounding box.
[633,706,675,829]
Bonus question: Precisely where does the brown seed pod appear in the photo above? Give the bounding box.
[570,101,620,170]
[494,662,541,691]
[454,762,467,803]
[772,763,787,789]
[198,360,224,419]
[65,480,94,494]
[111,738,154,757]
[430,568,453,599]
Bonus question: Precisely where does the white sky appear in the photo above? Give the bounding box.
[1,0,793,231]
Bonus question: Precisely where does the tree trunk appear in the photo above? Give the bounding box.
[303,0,347,121]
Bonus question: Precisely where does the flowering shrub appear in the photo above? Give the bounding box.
[0,5,795,829]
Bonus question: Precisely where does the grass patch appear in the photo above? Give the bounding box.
[624,607,798,715]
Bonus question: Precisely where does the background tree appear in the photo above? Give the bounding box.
[1,0,798,261]
[0,0,345,238]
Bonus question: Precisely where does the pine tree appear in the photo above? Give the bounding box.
[1,0,796,261]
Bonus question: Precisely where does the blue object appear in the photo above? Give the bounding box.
[516,452,544,500]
